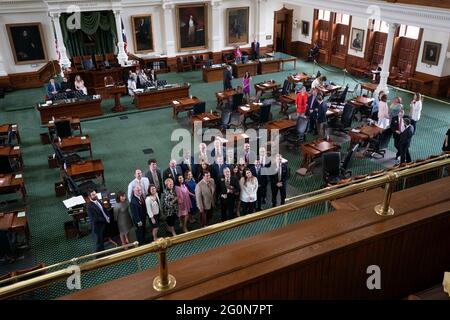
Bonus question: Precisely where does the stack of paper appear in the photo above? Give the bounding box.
[14,174,22,179]
[63,196,86,209]
[203,117,210,121]
[173,100,180,104]
[17,211,26,218]
[240,106,250,111]
[13,146,20,150]
[81,136,87,140]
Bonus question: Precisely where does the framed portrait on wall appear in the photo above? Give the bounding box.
[176,3,208,51]
[301,20,309,36]
[226,7,249,46]
[421,41,441,66]
[6,22,47,65]
[131,15,155,53]
[350,28,364,51]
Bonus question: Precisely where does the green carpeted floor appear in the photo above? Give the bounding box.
[0,58,448,299]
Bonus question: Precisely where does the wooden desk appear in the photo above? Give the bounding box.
[0,208,30,247]
[360,82,378,96]
[238,102,262,124]
[267,52,297,70]
[289,73,310,84]
[0,145,24,169]
[326,106,343,118]
[254,80,279,97]
[348,124,384,146]
[257,58,282,74]
[0,123,21,144]
[134,84,190,109]
[231,61,258,78]
[36,98,103,125]
[191,112,221,133]
[216,89,236,109]
[66,160,105,184]
[202,65,226,82]
[349,96,374,109]
[264,119,296,139]
[316,84,341,96]
[300,139,339,172]
[279,93,297,114]
[67,66,135,90]
[58,135,92,158]
[172,97,200,119]
[95,85,127,112]
[0,173,26,201]
[47,117,82,135]
[331,187,384,211]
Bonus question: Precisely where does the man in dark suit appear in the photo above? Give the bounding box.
[180,150,195,177]
[86,189,110,253]
[223,65,233,90]
[129,185,148,245]
[240,143,257,165]
[306,89,319,135]
[250,159,268,211]
[47,78,60,98]
[211,156,229,186]
[316,95,328,140]
[258,147,271,205]
[390,108,405,163]
[218,167,240,221]
[163,159,182,185]
[398,118,413,164]
[145,159,163,196]
[270,154,289,207]
[211,139,226,161]
[251,39,260,60]
[60,77,73,92]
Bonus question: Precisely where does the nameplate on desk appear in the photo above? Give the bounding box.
[80,136,87,140]
[14,174,22,179]
[17,211,26,218]
[173,100,180,105]
[13,146,20,150]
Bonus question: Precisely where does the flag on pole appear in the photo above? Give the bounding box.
[121,19,128,54]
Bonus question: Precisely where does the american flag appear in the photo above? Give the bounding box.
[121,19,128,54]
[53,28,60,60]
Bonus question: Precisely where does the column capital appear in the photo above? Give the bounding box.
[210,0,222,8]
[49,12,61,20]
[113,9,121,16]
[162,3,174,11]
[388,22,399,32]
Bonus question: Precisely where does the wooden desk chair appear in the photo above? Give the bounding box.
[395,64,411,89]
[388,66,399,83]
[105,53,118,65]
[94,54,104,69]
[190,55,203,70]
[223,52,234,64]
[72,56,83,71]
[177,57,192,72]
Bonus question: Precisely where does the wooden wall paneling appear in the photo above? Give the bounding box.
[8,60,59,89]
[0,76,12,89]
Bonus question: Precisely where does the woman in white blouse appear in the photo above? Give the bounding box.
[145,185,160,241]
[127,72,137,97]
[239,168,258,216]
[74,75,88,95]
[409,92,422,134]
[377,93,390,129]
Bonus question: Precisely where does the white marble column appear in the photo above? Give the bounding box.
[210,0,222,51]
[254,0,267,47]
[50,12,71,70]
[375,22,399,95]
[162,3,176,56]
[113,10,128,65]
[0,49,7,76]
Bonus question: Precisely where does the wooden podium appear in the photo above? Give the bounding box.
[95,85,127,112]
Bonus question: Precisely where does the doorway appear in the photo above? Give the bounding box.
[273,7,293,54]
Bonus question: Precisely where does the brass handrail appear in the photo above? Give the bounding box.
[0,154,448,299]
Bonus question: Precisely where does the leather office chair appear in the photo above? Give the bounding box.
[322,152,352,186]
[0,128,13,146]
[193,101,206,115]
[275,80,291,99]
[51,143,82,168]
[190,55,203,70]
[0,155,18,174]
[177,57,192,72]
[250,101,271,128]
[82,58,95,71]
[231,93,244,111]
[329,103,355,134]
[367,128,392,159]
[63,169,98,196]
[54,120,72,140]
[94,54,104,69]
[105,53,118,66]
[228,112,245,130]
[284,115,308,149]
[330,85,348,104]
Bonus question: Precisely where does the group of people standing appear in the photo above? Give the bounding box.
[372,91,422,164]
[86,143,290,251]
[127,67,158,96]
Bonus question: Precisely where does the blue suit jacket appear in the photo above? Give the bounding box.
[47,82,61,96]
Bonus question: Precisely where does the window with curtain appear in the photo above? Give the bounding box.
[399,25,420,39]
[335,13,350,25]
[60,11,118,58]
[372,20,389,33]
[318,10,331,21]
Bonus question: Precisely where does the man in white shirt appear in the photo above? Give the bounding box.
[409,93,422,134]
[127,169,150,201]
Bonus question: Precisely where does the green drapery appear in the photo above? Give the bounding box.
[60,11,118,57]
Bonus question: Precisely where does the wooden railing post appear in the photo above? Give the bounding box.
[374,172,398,216]
[153,238,176,292]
